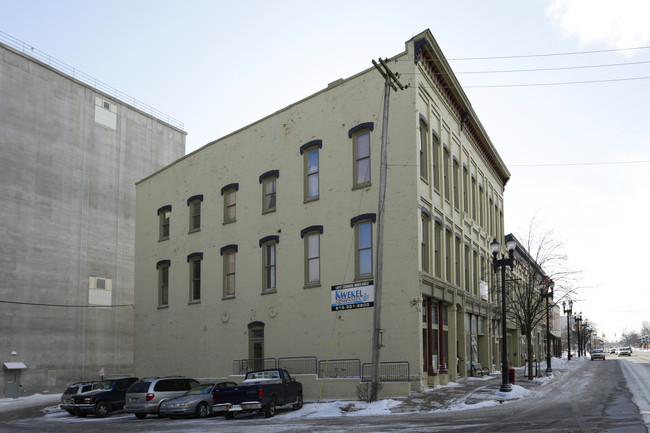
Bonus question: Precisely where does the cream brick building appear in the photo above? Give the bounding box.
[134,29,511,391]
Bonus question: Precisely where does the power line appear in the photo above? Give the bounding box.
[0,299,134,308]
[454,60,650,75]
[463,75,650,88]
[446,45,650,61]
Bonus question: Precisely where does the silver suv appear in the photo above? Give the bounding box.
[60,382,99,415]
[124,376,199,418]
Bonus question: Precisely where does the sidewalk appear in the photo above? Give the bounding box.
[390,357,585,414]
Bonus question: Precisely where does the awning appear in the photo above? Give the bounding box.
[549,332,561,339]
[3,362,27,370]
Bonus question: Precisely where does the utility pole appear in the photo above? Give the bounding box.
[370,58,406,402]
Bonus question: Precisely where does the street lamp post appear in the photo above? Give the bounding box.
[574,312,583,357]
[562,300,573,360]
[491,237,516,393]
[540,278,554,374]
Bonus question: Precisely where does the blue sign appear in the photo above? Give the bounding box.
[331,280,374,311]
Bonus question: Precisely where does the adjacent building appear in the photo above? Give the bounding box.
[134,29,512,393]
[0,34,186,397]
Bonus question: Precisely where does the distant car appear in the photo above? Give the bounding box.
[590,349,606,361]
[60,382,99,414]
[70,377,139,417]
[618,347,631,356]
[609,348,616,354]
[124,376,200,418]
[159,381,238,418]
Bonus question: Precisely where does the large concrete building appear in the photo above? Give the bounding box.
[0,34,186,397]
[134,29,511,395]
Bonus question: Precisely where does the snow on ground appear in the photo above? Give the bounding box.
[5,355,591,420]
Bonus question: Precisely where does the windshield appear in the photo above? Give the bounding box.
[97,380,113,390]
[186,384,214,395]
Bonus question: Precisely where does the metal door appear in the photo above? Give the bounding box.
[4,371,20,398]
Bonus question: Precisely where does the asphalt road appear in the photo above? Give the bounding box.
[1,355,648,432]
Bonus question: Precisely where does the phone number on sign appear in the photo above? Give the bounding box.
[331,302,373,311]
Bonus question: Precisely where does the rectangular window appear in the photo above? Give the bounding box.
[453,159,460,209]
[479,185,484,228]
[464,245,470,292]
[471,177,477,221]
[473,250,478,296]
[160,210,170,240]
[223,250,236,298]
[305,148,319,201]
[455,236,461,285]
[189,200,201,231]
[443,147,450,200]
[305,232,320,285]
[354,131,371,187]
[445,229,452,282]
[224,188,236,223]
[463,166,469,214]
[190,258,201,302]
[419,121,428,181]
[356,221,373,278]
[434,220,442,277]
[263,177,277,213]
[159,265,169,307]
[432,135,440,191]
[263,242,276,292]
[421,213,430,273]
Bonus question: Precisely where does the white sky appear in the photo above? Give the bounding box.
[2,0,649,341]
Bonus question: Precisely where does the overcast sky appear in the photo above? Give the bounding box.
[2,0,649,342]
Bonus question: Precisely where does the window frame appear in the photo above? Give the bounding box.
[351,214,375,280]
[259,171,279,214]
[349,123,374,189]
[432,130,440,191]
[421,211,430,274]
[221,183,238,224]
[157,260,170,308]
[221,245,237,299]
[301,226,323,287]
[260,236,279,293]
[300,141,322,202]
[187,253,202,303]
[187,195,203,233]
[418,117,429,182]
[158,205,171,241]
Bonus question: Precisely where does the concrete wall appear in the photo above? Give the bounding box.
[0,41,185,396]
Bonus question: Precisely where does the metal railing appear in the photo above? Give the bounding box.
[232,358,277,375]
[231,356,410,381]
[0,31,184,131]
[318,359,361,378]
[278,356,318,375]
[361,361,410,382]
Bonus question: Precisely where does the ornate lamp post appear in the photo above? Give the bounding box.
[491,237,516,393]
[540,278,554,374]
[574,312,583,357]
[562,300,573,360]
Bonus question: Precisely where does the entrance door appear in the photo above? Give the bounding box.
[248,322,265,371]
[4,371,20,398]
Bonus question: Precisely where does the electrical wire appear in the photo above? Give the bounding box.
[0,299,134,308]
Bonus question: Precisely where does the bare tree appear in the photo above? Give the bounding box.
[504,217,581,380]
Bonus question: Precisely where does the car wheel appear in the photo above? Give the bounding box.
[94,401,111,418]
[66,410,74,415]
[264,396,277,418]
[135,413,147,419]
[195,402,208,418]
[293,392,303,410]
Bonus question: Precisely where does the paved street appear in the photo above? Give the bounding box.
[1,355,648,432]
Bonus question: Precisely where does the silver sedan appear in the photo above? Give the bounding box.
[159,381,238,418]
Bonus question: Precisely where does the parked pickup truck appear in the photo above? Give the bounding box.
[213,368,303,418]
[70,377,138,418]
